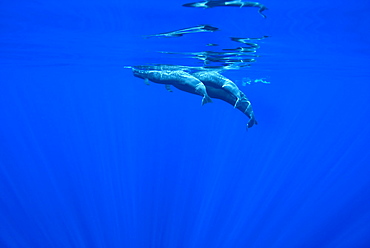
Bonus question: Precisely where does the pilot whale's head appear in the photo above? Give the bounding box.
[132,68,147,79]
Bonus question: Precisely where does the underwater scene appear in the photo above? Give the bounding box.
[1,0,370,247]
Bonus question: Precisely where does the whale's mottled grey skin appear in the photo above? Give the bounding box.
[132,69,212,105]
[206,86,257,128]
[191,71,247,107]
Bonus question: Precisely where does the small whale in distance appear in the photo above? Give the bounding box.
[132,69,212,105]
[191,71,248,108]
[144,24,219,38]
[182,0,268,18]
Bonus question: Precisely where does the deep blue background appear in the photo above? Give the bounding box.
[1,0,370,247]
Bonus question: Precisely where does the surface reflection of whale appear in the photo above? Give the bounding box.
[144,24,219,38]
[132,69,212,105]
[182,0,268,18]
[230,38,261,48]
[230,36,269,43]
[223,47,257,52]
[158,50,257,67]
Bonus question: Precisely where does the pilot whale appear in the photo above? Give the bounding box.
[203,85,258,128]
[165,80,257,128]
[191,71,247,108]
[132,69,212,105]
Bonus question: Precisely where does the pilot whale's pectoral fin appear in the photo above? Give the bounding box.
[144,78,150,85]
[195,83,213,105]
[165,84,173,92]
[201,95,213,106]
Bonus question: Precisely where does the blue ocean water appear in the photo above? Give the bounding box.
[1,0,370,247]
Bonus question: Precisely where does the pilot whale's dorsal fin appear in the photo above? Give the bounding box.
[165,84,173,92]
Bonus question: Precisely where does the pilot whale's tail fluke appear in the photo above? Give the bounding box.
[247,114,258,129]
[201,95,213,106]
